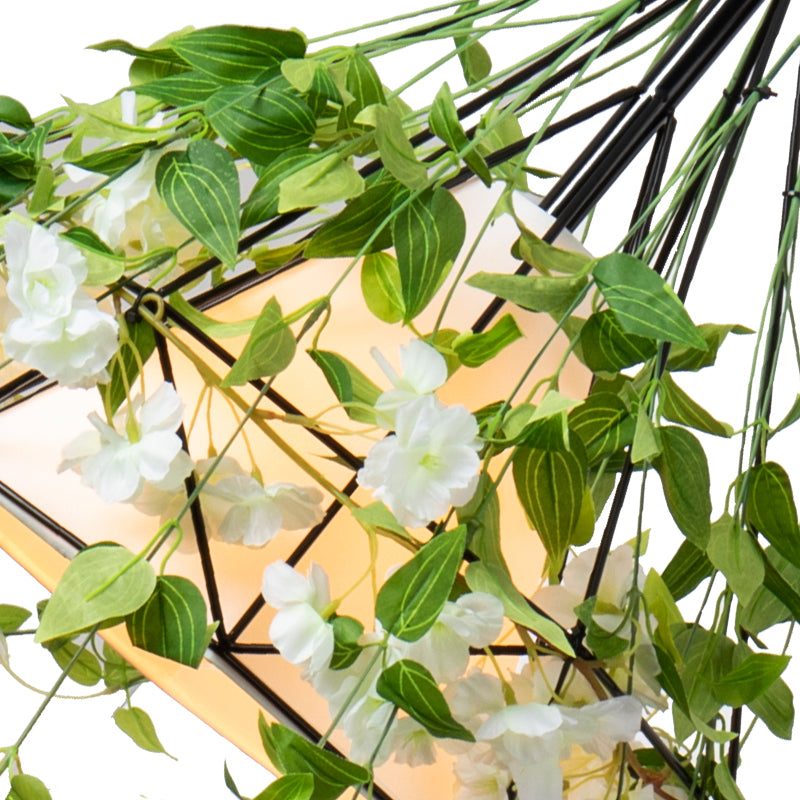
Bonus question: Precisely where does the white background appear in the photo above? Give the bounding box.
[2,1,800,798]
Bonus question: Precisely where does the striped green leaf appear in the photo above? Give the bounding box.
[361,252,405,323]
[710,653,790,708]
[263,722,369,800]
[137,70,221,106]
[653,426,711,547]
[376,526,467,642]
[467,271,587,316]
[101,318,156,416]
[126,576,208,668]
[253,774,314,800]
[356,104,427,190]
[205,82,315,167]
[376,659,475,741]
[241,148,316,229]
[308,349,381,424]
[278,152,364,212]
[747,462,800,568]
[465,560,574,655]
[631,404,662,463]
[666,322,752,371]
[67,142,151,175]
[516,226,591,275]
[114,707,175,758]
[513,443,585,579]
[593,253,707,349]
[430,82,490,185]
[172,26,306,84]
[454,314,522,367]
[661,373,732,437]
[569,392,634,462]
[707,513,764,606]
[89,37,187,64]
[35,544,156,643]
[221,297,296,386]
[392,187,465,323]
[338,50,386,133]
[155,139,239,268]
[305,180,403,258]
[662,539,713,600]
[580,310,658,373]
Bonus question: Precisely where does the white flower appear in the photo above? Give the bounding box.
[205,473,324,547]
[402,592,504,682]
[261,561,334,675]
[3,294,119,387]
[372,339,448,427]
[477,697,642,800]
[357,395,481,528]
[390,717,437,766]
[454,744,511,800]
[4,221,87,321]
[59,382,192,503]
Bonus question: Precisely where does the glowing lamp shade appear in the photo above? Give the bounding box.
[0,180,591,797]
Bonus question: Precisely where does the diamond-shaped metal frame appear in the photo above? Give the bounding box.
[1,1,798,796]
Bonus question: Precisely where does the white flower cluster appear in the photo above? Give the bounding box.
[356,340,481,528]
[1,220,118,387]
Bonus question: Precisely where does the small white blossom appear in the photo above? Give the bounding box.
[372,339,448,427]
[454,744,511,800]
[59,382,192,503]
[357,395,481,528]
[391,717,437,766]
[261,561,334,675]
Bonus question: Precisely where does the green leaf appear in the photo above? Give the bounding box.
[653,426,711,547]
[710,653,790,707]
[330,616,364,670]
[307,349,381,424]
[113,706,176,758]
[126,575,208,668]
[574,596,629,659]
[278,152,364,212]
[137,70,221,106]
[660,373,732,437]
[338,51,386,133]
[205,82,315,167]
[466,272,587,316]
[746,462,800,568]
[569,392,634,463]
[241,148,316,229]
[169,293,258,339]
[100,319,157,416]
[102,641,146,691]
[7,775,52,800]
[747,667,794,739]
[0,96,34,130]
[740,547,800,633]
[771,393,800,437]
[27,164,55,217]
[253,241,306,272]
[392,187,465,322]
[45,640,103,686]
[305,180,402,258]
[513,443,585,580]
[631,405,661,464]
[661,539,713,599]
[454,314,522,368]
[666,323,752,371]
[156,139,240,269]
[713,760,746,800]
[253,774,314,800]
[264,723,369,800]
[643,570,683,663]
[61,226,127,286]
[655,645,690,716]
[593,253,707,349]
[356,104,427,190]
[224,762,246,799]
[516,227,590,276]
[375,526,467,642]
[35,545,156,643]
[376,659,475,741]
[361,251,405,323]
[67,142,151,175]
[172,26,306,84]
[88,37,187,63]
[465,560,573,655]
[429,82,490,185]
[64,97,161,145]
[352,502,412,541]
[707,513,764,606]
[475,108,527,189]
[0,604,30,633]
[579,310,658,373]
[221,297,296,387]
